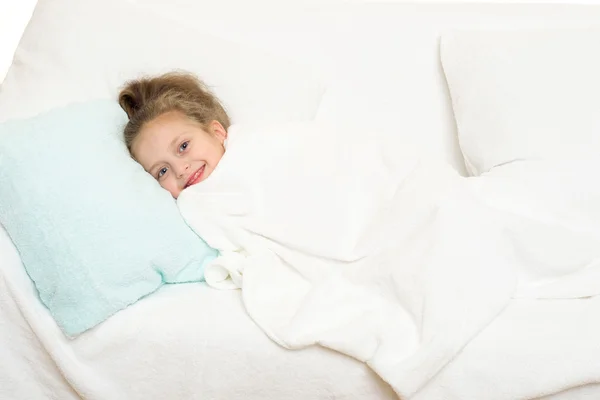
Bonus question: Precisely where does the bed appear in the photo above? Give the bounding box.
[1,0,600,399]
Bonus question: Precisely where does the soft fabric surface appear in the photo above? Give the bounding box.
[177,121,600,398]
[0,225,396,400]
[3,1,600,398]
[441,28,600,176]
[414,296,600,400]
[136,0,600,176]
[0,100,217,337]
[0,0,325,125]
[468,159,600,299]
[1,220,599,400]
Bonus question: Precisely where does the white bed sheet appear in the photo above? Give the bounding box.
[2,243,599,400]
[94,292,600,400]
[0,243,395,399]
[72,284,396,400]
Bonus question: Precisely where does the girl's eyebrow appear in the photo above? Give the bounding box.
[169,133,188,151]
[169,135,181,150]
[148,162,161,175]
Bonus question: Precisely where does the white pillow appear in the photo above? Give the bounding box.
[440,28,600,176]
[0,0,325,125]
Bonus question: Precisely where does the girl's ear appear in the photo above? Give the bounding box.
[209,120,227,143]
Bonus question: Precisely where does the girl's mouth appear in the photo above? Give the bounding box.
[185,165,206,188]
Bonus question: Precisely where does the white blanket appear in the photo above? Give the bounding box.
[177,122,600,398]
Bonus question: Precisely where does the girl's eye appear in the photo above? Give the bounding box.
[179,141,189,153]
[157,167,168,179]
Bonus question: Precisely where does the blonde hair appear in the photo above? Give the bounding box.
[118,71,231,152]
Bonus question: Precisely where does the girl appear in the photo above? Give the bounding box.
[118,71,231,199]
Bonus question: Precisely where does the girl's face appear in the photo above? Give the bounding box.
[131,110,227,199]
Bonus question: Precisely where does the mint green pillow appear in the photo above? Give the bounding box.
[0,100,217,337]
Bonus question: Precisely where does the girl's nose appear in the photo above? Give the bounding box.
[175,162,190,178]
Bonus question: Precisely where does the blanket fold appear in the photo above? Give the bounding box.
[177,121,600,398]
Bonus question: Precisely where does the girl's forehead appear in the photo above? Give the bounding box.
[132,125,175,164]
[140,114,192,145]
[145,112,189,133]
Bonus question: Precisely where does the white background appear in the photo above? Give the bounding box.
[3,0,600,84]
[0,0,37,84]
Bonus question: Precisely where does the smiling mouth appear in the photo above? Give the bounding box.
[185,165,206,189]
